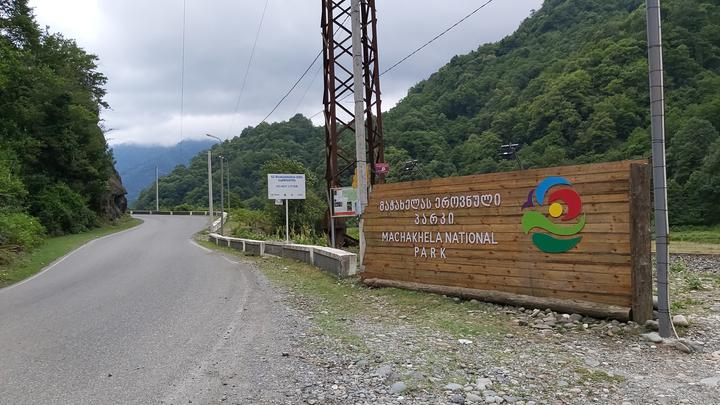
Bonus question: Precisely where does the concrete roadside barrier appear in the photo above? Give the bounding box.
[208,233,357,277]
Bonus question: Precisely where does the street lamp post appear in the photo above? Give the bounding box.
[206,134,225,235]
[207,151,213,231]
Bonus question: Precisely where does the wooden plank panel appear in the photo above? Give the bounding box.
[363,258,631,287]
[373,160,645,192]
[362,267,632,307]
[362,266,631,297]
[362,160,649,313]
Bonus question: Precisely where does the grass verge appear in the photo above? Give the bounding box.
[0,216,142,288]
[671,225,720,244]
[652,240,720,255]
[197,237,507,345]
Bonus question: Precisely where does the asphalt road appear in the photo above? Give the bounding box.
[0,215,303,404]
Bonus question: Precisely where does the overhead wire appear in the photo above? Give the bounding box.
[179,0,187,143]
[228,0,271,135]
[259,50,323,124]
[381,0,496,76]
[305,0,499,120]
[259,14,350,124]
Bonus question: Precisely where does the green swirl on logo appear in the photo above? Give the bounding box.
[521,176,585,253]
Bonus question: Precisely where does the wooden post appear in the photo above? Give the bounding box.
[630,163,653,323]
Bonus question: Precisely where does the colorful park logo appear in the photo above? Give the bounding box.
[521,176,585,253]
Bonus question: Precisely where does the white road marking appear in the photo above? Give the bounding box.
[189,240,213,253]
[222,257,239,265]
[0,223,142,293]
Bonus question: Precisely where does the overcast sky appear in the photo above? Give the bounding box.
[28,0,543,146]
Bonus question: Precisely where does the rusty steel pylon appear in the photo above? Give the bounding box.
[322,0,384,191]
[322,0,384,246]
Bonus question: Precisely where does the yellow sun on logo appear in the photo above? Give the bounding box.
[548,202,563,218]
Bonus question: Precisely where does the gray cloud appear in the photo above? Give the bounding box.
[30,0,543,145]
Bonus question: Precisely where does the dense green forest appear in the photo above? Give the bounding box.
[137,0,720,228]
[0,1,123,264]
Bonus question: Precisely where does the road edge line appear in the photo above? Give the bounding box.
[0,219,144,293]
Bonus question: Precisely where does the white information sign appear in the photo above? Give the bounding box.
[268,174,306,200]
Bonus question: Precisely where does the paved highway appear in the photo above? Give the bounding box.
[0,215,302,404]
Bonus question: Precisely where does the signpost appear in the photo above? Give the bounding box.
[362,160,653,322]
[268,174,306,243]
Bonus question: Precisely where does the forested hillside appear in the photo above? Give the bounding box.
[113,139,214,204]
[134,115,325,211]
[0,1,124,263]
[137,0,720,226]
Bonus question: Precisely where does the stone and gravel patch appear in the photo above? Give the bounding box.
[212,243,720,404]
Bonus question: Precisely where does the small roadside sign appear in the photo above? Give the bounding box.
[332,187,359,217]
[268,174,306,200]
[374,162,390,175]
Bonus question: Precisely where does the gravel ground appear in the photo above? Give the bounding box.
[210,246,720,405]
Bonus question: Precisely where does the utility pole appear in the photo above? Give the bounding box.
[155,165,159,211]
[321,0,384,248]
[646,0,674,338]
[219,155,225,236]
[351,0,368,268]
[226,159,230,212]
[207,150,214,231]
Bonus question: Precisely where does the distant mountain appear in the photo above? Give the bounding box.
[112,139,214,205]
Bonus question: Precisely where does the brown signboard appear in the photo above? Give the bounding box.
[362,160,652,322]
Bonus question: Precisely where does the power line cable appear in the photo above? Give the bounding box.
[259,50,322,124]
[381,0,496,76]
[306,0,498,120]
[259,14,351,125]
[179,0,187,143]
[229,0,271,135]
[293,61,323,114]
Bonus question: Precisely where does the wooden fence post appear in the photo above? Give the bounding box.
[630,163,653,323]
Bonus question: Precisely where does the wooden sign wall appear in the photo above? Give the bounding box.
[362,160,652,322]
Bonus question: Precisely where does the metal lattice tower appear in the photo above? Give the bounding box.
[321,0,385,194]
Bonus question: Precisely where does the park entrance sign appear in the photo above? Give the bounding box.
[362,160,652,322]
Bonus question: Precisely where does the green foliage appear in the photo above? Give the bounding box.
[0,211,44,246]
[172,203,201,211]
[230,208,273,235]
[381,0,720,226]
[669,258,687,274]
[261,156,326,235]
[0,1,115,236]
[671,225,720,244]
[31,182,97,235]
[684,273,705,291]
[0,212,45,265]
[134,115,325,211]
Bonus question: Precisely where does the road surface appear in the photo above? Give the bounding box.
[0,215,306,404]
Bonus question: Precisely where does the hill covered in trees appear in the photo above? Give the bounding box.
[134,115,325,211]
[113,139,214,205]
[137,0,720,227]
[0,1,124,263]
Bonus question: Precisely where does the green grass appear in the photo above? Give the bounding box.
[0,217,142,288]
[346,226,359,240]
[671,297,703,311]
[574,367,625,384]
[670,225,720,244]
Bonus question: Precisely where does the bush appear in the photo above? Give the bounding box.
[30,182,97,235]
[173,203,201,211]
[0,212,45,250]
[231,208,273,234]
